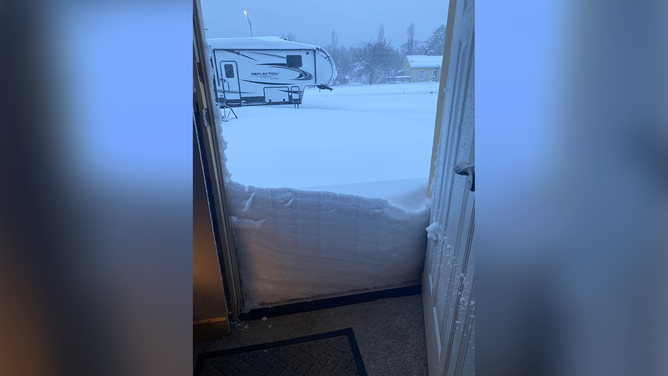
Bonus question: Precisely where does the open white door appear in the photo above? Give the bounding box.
[423,0,474,375]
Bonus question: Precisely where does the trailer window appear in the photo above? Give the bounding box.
[419,70,425,80]
[286,55,302,68]
[224,64,235,78]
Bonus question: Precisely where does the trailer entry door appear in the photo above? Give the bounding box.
[221,61,240,102]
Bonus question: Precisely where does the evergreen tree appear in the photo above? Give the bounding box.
[425,24,446,55]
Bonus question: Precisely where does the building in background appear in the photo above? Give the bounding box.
[334,74,352,85]
[398,55,443,83]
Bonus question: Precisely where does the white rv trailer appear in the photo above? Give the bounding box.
[207,36,338,108]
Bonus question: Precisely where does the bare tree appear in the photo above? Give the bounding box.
[354,38,401,85]
[327,31,340,83]
[377,23,385,44]
[405,21,415,55]
[334,46,356,84]
[280,31,302,42]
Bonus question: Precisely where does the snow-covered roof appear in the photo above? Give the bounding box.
[207,36,318,51]
[405,55,443,69]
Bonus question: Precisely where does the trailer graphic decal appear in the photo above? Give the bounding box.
[257,63,314,81]
[222,49,257,61]
[241,79,294,86]
[251,51,286,59]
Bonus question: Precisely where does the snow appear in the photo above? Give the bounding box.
[217,81,439,308]
[405,55,443,69]
[301,178,428,211]
[221,82,439,191]
[426,222,440,241]
[226,181,430,308]
[208,36,321,51]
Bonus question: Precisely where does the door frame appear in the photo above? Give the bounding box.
[194,0,243,322]
[194,0,464,323]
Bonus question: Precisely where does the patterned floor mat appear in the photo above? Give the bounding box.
[194,329,367,376]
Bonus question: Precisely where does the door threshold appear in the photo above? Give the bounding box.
[238,282,421,321]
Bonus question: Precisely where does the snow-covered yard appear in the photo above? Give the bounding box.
[221,81,439,199]
[218,82,440,308]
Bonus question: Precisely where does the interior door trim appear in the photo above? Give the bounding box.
[193,0,243,321]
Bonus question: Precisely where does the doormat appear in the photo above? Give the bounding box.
[194,328,367,376]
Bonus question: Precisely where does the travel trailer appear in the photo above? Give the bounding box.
[207,36,338,107]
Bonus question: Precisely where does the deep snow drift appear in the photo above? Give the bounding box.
[216,82,437,308]
[226,181,430,308]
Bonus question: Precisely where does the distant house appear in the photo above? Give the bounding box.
[334,74,352,85]
[398,55,443,83]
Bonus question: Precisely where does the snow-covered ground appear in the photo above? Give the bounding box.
[221,81,439,198]
[217,81,440,308]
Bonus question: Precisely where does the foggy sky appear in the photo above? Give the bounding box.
[201,0,449,49]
